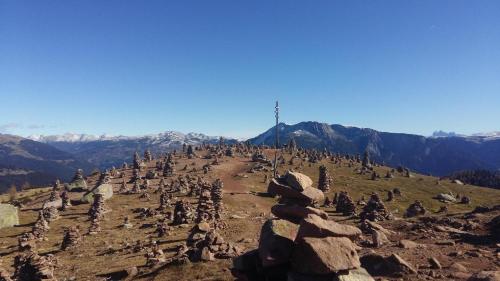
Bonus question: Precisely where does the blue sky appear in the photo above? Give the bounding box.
[1,1,499,139]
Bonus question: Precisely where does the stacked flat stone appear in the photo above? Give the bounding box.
[225,147,234,157]
[145,242,166,267]
[336,191,356,216]
[268,171,324,208]
[233,172,368,280]
[32,211,50,240]
[163,159,175,177]
[61,226,81,250]
[318,165,331,192]
[183,222,241,262]
[42,207,59,222]
[359,193,393,222]
[88,218,101,235]
[211,179,223,220]
[130,169,141,183]
[88,194,106,221]
[13,251,57,281]
[405,200,427,218]
[144,149,153,162]
[131,180,141,194]
[98,171,111,185]
[157,178,166,194]
[195,184,215,223]
[158,191,171,212]
[118,180,128,194]
[173,200,194,225]
[186,145,195,159]
[48,188,60,202]
[60,191,70,211]
[18,233,37,252]
[133,151,141,170]
[156,220,171,237]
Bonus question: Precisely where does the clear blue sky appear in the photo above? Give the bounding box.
[1,1,499,139]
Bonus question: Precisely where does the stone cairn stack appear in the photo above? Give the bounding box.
[60,191,70,211]
[172,200,194,225]
[144,149,153,162]
[13,251,57,281]
[61,226,82,250]
[234,171,371,280]
[145,241,166,268]
[336,191,357,216]
[158,191,172,212]
[18,233,37,252]
[32,211,50,241]
[133,151,141,170]
[359,193,393,222]
[317,165,331,192]
[195,183,215,223]
[163,154,175,177]
[405,200,427,218]
[179,221,242,263]
[118,180,128,194]
[130,168,141,184]
[42,206,59,223]
[88,193,105,234]
[211,179,224,222]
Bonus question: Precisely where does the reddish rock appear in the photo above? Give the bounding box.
[258,219,299,267]
[271,205,328,223]
[291,237,360,274]
[296,214,361,241]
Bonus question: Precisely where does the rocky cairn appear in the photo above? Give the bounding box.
[235,171,371,280]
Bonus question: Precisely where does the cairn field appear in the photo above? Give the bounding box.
[1,147,499,281]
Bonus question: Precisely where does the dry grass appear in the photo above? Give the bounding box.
[1,150,499,280]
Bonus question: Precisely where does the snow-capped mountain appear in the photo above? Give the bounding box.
[30,131,235,169]
[431,130,500,140]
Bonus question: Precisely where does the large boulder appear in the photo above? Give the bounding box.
[268,179,324,206]
[259,219,299,267]
[42,199,63,209]
[291,237,360,274]
[435,193,457,203]
[80,184,113,204]
[296,214,361,241]
[0,204,19,229]
[65,178,87,192]
[284,171,313,191]
[271,205,328,223]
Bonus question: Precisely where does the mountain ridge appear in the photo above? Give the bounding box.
[248,121,500,176]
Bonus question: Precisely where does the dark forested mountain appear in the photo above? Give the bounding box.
[0,134,94,192]
[248,121,500,176]
[450,170,500,189]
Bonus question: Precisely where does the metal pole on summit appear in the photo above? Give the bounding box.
[274,101,279,178]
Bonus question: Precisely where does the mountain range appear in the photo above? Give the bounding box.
[1,122,499,192]
[248,122,500,177]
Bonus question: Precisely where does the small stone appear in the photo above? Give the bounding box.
[428,257,441,269]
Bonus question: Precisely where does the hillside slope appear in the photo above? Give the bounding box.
[0,134,94,192]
